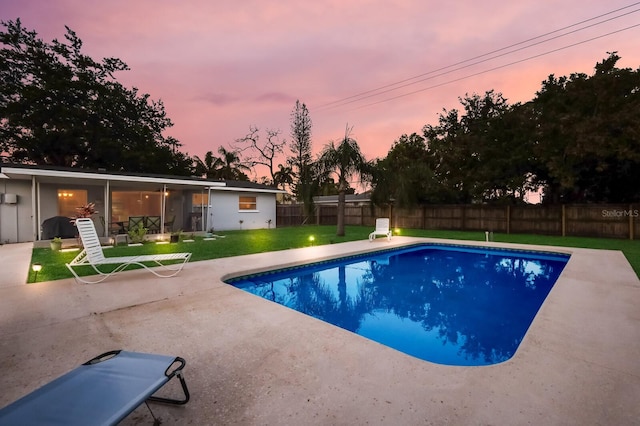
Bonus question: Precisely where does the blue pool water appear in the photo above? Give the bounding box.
[227,244,569,366]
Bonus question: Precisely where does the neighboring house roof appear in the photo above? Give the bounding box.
[313,192,371,205]
[0,162,285,194]
[219,179,285,192]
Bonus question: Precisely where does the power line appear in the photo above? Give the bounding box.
[314,2,640,112]
[352,23,640,110]
[319,8,640,111]
[315,2,640,110]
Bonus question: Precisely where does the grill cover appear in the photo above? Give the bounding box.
[41,216,76,239]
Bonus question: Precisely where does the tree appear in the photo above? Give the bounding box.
[194,146,250,180]
[273,163,294,192]
[457,91,533,203]
[532,52,640,203]
[215,146,250,181]
[0,19,188,173]
[318,125,367,236]
[479,101,538,203]
[288,100,315,219]
[193,151,220,179]
[233,125,287,185]
[163,137,195,176]
[370,133,437,207]
[419,90,536,204]
[422,107,473,203]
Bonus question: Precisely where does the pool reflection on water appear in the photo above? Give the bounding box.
[228,245,569,366]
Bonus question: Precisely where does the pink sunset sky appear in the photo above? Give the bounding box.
[2,0,639,181]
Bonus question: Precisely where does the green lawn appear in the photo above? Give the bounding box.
[27,226,640,283]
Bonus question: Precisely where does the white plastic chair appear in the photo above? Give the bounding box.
[369,218,392,241]
[66,218,191,284]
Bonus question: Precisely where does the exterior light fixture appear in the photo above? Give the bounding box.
[309,235,315,245]
[32,263,42,281]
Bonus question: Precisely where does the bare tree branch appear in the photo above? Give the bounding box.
[233,125,287,184]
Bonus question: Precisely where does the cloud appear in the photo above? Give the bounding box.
[196,92,238,106]
[254,92,297,104]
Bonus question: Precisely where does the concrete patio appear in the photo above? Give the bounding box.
[0,237,639,425]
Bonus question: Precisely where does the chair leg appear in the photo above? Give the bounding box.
[147,370,190,405]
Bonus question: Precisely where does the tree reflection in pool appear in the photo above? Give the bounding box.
[227,244,569,366]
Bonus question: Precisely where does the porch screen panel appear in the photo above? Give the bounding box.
[58,189,88,217]
[111,191,162,222]
[192,193,209,207]
[189,193,209,231]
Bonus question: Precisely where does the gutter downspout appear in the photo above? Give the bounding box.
[161,184,166,234]
[105,181,110,237]
[206,186,212,231]
[200,188,205,231]
[33,176,39,241]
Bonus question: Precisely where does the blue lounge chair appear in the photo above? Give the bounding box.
[0,350,190,426]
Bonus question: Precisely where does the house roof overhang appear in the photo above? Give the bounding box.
[0,164,285,194]
[313,192,372,205]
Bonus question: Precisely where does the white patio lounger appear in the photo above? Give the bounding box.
[369,218,392,241]
[66,218,191,284]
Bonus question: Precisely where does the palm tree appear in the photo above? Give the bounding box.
[273,163,294,191]
[318,125,367,236]
[193,151,220,179]
[215,146,251,180]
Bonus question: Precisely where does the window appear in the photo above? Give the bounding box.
[239,196,257,210]
[58,189,88,217]
[111,191,161,222]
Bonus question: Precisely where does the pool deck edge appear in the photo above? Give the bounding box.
[1,237,639,425]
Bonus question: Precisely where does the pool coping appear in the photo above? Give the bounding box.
[225,241,572,367]
[223,241,571,283]
[1,236,639,424]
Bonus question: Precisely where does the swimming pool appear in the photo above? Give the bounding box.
[227,244,569,366]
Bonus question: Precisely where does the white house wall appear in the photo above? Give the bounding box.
[209,191,276,231]
[0,180,33,243]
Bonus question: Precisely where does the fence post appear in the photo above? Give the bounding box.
[630,204,634,240]
[461,205,466,231]
[561,204,566,237]
[506,205,511,234]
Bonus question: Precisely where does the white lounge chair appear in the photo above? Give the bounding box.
[66,218,192,284]
[369,218,392,241]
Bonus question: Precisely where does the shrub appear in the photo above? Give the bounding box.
[128,222,148,244]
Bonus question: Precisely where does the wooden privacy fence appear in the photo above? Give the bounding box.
[276,203,639,239]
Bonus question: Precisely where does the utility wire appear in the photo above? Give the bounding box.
[314,2,640,112]
[352,23,640,110]
[316,2,640,110]
[318,8,640,111]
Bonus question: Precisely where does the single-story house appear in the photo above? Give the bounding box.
[0,163,285,243]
